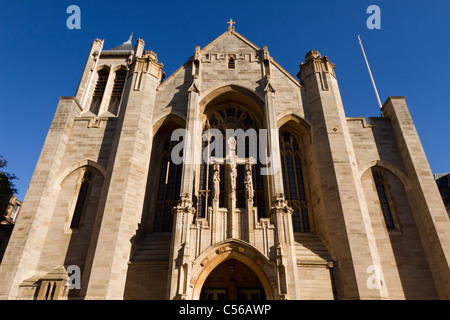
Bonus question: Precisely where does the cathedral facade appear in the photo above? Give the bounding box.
[0,22,449,300]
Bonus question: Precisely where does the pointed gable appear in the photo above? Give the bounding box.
[155,26,302,124]
[201,30,260,56]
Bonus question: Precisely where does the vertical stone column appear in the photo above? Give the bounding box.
[180,46,202,201]
[261,46,300,299]
[261,46,284,200]
[382,97,450,299]
[211,164,220,244]
[271,196,297,299]
[0,97,81,299]
[75,39,103,106]
[299,50,388,299]
[84,45,163,299]
[168,195,195,300]
[227,138,238,239]
[167,47,202,300]
[245,163,255,245]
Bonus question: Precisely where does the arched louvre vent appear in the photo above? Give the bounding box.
[228,57,235,69]
[108,68,127,115]
[90,69,109,114]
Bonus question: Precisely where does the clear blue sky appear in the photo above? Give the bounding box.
[1,0,449,200]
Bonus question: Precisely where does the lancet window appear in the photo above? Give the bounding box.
[153,135,183,232]
[372,169,396,230]
[70,169,92,229]
[279,130,310,233]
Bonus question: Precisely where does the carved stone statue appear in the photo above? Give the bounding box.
[244,169,254,200]
[227,137,237,196]
[227,136,236,159]
[213,165,220,200]
[230,162,237,195]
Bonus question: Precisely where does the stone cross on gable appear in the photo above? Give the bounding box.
[227,19,235,32]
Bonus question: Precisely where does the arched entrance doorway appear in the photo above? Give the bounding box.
[190,240,276,300]
[200,259,266,300]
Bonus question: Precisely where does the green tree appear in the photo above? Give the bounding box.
[0,155,18,217]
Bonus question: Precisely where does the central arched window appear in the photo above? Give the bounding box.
[279,129,310,233]
[199,105,266,219]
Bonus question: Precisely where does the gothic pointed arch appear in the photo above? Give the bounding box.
[277,113,312,141]
[190,239,277,300]
[145,115,186,233]
[55,159,106,188]
[152,112,186,134]
[107,65,128,115]
[359,159,411,191]
[360,161,411,231]
[199,84,265,120]
[89,66,110,115]
[278,121,313,233]
[54,163,105,234]
[33,162,106,299]
[198,93,266,219]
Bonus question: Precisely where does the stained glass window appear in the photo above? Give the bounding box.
[70,170,92,229]
[153,135,183,232]
[279,130,310,233]
[372,169,396,230]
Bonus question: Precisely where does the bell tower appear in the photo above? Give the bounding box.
[84,41,165,299]
[298,50,389,299]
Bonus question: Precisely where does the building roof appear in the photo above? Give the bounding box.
[103,34,134,54]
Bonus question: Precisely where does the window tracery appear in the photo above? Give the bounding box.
[372,169,397,230]
[153,135,183,232]
[198,105,265,219]
[279,130,310,233]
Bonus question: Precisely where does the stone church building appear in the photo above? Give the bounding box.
[0,21,449,300]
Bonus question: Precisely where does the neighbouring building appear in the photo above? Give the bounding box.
[435,173,450,216]
[0,21,449,300]
[0,195,22,264]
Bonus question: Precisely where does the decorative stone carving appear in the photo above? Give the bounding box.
[213,164,220,200]
[227,19,235,32]
[227,136,236,154]
[177,193,194,210]
[230,162,237,196]
[244,168,254,200]
[188,77,200,93]
[87,117,101,128]
[228,137,237,197]
[201,52,260,63]
[270,193,293,218]
[200,258,209,267]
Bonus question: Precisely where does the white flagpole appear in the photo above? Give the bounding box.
[358,35,383,110]
[81,39,104,110]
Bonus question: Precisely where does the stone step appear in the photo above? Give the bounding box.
[131,233,172,262]
[293,234,331,262]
